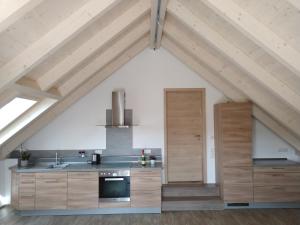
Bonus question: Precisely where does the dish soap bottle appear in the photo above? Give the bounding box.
[141,149,146,166]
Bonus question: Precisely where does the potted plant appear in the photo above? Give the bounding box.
[20,150,31,167]
[149,155,156,165]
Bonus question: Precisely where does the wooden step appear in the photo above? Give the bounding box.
[162,183,220,198]
[162,196,224,211]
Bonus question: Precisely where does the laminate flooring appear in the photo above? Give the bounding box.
[1,206,300,225]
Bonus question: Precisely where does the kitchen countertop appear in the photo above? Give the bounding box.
[11,162,163,173]
[253,158,300,167]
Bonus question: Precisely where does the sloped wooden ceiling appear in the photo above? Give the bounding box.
[0,0,300,158]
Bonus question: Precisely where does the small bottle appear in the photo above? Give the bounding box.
[141,149,146,166]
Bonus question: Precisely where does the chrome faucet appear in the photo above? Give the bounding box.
[55,152,58,165]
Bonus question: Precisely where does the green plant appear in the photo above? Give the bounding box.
[20,151,31,161]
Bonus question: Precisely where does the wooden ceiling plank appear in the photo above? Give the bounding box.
[167,0,300,114]
[163,20,300,137]
[162,35,300,152]
[0,0,121,94]
[58,21,150,96]
[37,0,150,91]
[150,0,159,49]
[201,0,300,78]
[155,0,168,49]
[0,37,148,159]
[286,0,300,11]
[0,0,44,33]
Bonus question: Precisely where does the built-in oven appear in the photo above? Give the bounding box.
[99,169,130,202]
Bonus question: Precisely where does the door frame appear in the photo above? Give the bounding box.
[164,88,207,184]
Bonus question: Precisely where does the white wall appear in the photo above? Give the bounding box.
[253,120,300,161]
[24,48,227,183]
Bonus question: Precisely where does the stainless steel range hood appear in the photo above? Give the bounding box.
[105,90,130,128]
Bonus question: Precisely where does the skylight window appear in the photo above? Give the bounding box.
[0,97,37,131]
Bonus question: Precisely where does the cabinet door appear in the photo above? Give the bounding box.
[67,172,98,209]
[19,173,36,210]
[217,103,252,167]
[35,172,67,209]
[130,169,161,208]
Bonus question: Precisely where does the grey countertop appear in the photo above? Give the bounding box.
[11,162,163,173]
[253,158,300,167]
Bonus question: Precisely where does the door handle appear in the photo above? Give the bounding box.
[105,178,124,181]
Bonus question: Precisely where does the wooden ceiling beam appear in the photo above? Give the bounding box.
[149,0,159,49]
[0,0,121,94]
[13,78,61,100]
[155,0,168,49]
[58,21,150,96]
[201,0,300,78]
[0,37,148,159]
[0,0,44,33]
[163,19,300,137]
[162,34,300,152]
[167,0,300,114]
[150,0,168,49]
[37,0,150,91]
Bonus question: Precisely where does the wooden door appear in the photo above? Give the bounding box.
[165,89,205,182]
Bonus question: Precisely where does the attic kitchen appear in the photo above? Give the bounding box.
[1,0,300,224]
[10,90,162,215]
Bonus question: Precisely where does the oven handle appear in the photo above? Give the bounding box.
[104,178,125,181]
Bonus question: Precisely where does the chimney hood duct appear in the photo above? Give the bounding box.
[106,90,130,128]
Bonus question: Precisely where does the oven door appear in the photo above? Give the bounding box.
[99,177,130,202]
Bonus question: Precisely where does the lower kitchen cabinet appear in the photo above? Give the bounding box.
[254,166,300,203]
[35,172,67,210]
[67,172,98,209]
[18,173,36,210]
[130,168,161,208]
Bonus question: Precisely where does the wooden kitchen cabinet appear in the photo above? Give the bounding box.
[35,172,67,210]
[11,171,19,209]
[130,168,161,208]
[254,166,300,202]
[67,172,98,209]
[214,102,253,203]
[18,173,36,210]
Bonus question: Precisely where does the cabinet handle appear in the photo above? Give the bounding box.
[272,167,285,170]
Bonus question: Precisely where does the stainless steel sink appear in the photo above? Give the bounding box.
[47,163,69,169]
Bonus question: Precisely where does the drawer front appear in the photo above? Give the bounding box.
[67,178,98,209]
[99,202,130,208]
[19,193,35,210]
[19,173,35,193]
[19,173,35,210]
[254,185,300,202]
[223,167,253,184]
[254,172,300,186]
[68,172,98,180]
[131,169,161,177]
[131,176,161,191]
[36,172,67,179]
[223,184,253,203]
[131,190,161,208]
[254,166,300,173]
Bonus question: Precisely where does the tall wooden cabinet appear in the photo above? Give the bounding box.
[214,102,253,203]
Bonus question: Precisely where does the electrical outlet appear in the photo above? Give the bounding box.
[144,149,151,154]
[95,149,103,154]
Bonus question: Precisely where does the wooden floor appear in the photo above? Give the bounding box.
[1,206,300,225]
